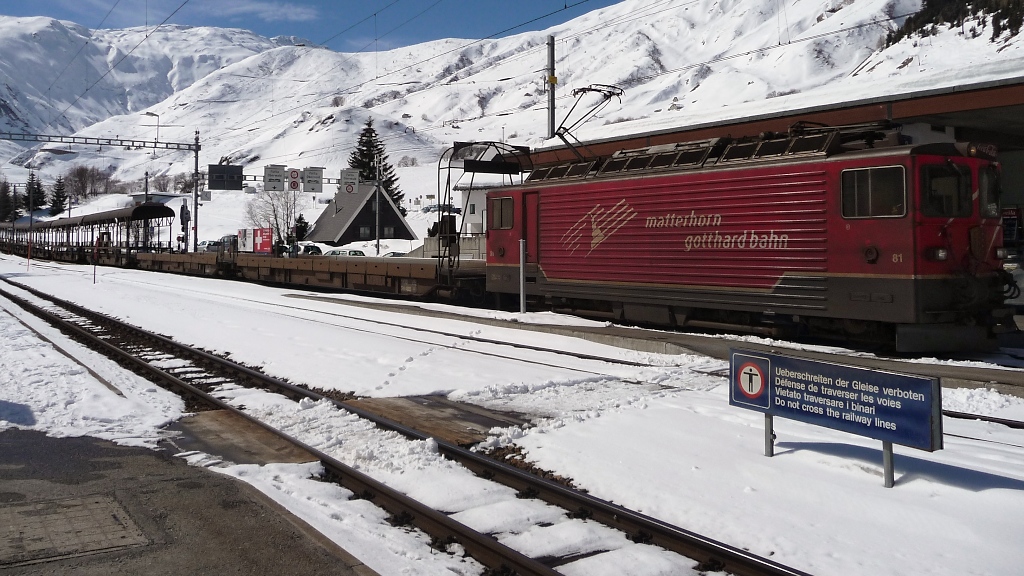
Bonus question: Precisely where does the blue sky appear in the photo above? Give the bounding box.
[7,0,623,50]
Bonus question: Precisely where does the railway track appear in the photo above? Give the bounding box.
[0,278,811,576]
[8,266,1021,439]
[20,258,1024,386]
[17,260,673,378]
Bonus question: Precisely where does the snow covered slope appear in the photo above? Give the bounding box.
[1,0,1022,186]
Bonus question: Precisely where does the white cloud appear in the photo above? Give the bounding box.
[200,0,320,23]
[48,0,319,29]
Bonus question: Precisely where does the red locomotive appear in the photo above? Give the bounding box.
[485,123,1016,352]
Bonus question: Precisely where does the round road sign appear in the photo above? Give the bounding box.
[736,362,766,399]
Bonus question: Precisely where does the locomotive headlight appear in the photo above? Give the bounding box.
[996,247,1009,260]
[927,247,949,261]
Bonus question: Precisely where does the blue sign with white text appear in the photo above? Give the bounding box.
[729,349,942,451]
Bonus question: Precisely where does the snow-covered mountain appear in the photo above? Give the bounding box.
[0,16,305,133]
[2,0,1023,187]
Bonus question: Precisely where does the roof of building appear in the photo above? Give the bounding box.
[306,182,415,243]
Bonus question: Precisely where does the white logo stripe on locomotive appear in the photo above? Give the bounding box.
[559,200,637,255]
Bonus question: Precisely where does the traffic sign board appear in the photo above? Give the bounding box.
[264,165,285,192]
[287,168,301,191]
[302,167,323,193]
[340,169,359,193]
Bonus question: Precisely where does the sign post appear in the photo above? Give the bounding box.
[287,168,302,193]
[729,349,942,487]
[302,167,323,194]
[264,165,285,192]
[338,169,360,214]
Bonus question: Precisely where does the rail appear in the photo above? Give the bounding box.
[0,276,811,576]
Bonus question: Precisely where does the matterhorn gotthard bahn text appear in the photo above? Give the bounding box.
[1,0,1023,187]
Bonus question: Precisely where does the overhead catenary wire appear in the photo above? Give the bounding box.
[203,0,598,142]
[45,0,124,128]
[208,0,918,153]
[392,7,919,136]
[172,0,708,146]
[43,0,193,134]
[41,1,924,171]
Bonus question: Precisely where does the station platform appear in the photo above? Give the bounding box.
[0,424,377,575]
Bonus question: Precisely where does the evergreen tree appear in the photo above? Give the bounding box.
[23,172,46,215]
[49,176,69,217]
[294,213,310,241]
[0,179,14,221]
[887,0,1024,45]
[348,118,406,216]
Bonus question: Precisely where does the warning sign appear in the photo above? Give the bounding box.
[731,353,770,410]
[737,362,766,399]
[729,349,942,451]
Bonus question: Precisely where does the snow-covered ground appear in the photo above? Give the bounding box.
[1,257,1023,576]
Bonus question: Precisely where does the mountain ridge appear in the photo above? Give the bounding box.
[1,0,1022,187]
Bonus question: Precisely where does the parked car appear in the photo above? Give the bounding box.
[202,240,222,252]
[323,248,366,257]
[381,251,406,257]
[293,242,331,256]
[421,204,461,214]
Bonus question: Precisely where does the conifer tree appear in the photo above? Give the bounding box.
[294,213,310,241]
[23,172,46,215]
[49,176,69,217]
[348,118,406,216]
[0,179,15,222]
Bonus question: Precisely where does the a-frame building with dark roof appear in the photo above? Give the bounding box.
[306,182,416,245]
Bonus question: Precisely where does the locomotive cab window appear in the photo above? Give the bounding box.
[489,197,514,230]
[841,166,906,218]
[980,165,1001,219]
[921,163,971,218]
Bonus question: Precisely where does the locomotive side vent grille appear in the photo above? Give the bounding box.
[648,152,678,169]
[596,141,718,177]
[625,156,652,171]
[720,142,759,162]
[566,162,595,178]
[526,167,551,181]
[547,165,571,179]
[754,139,792,157]
[674,148,710,167]
[717,132,836,165]
[789,133,832,154]
[527,161,597,182]
[599,157,630,174]
[531,122,885,183]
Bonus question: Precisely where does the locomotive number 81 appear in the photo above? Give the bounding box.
[485,122,1017,352]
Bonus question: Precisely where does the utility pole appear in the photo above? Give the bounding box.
[548,35,556,139]
[144,171,150,249]
[27,181,33,268]
[192,131,200,253]
[375,153,381,256]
